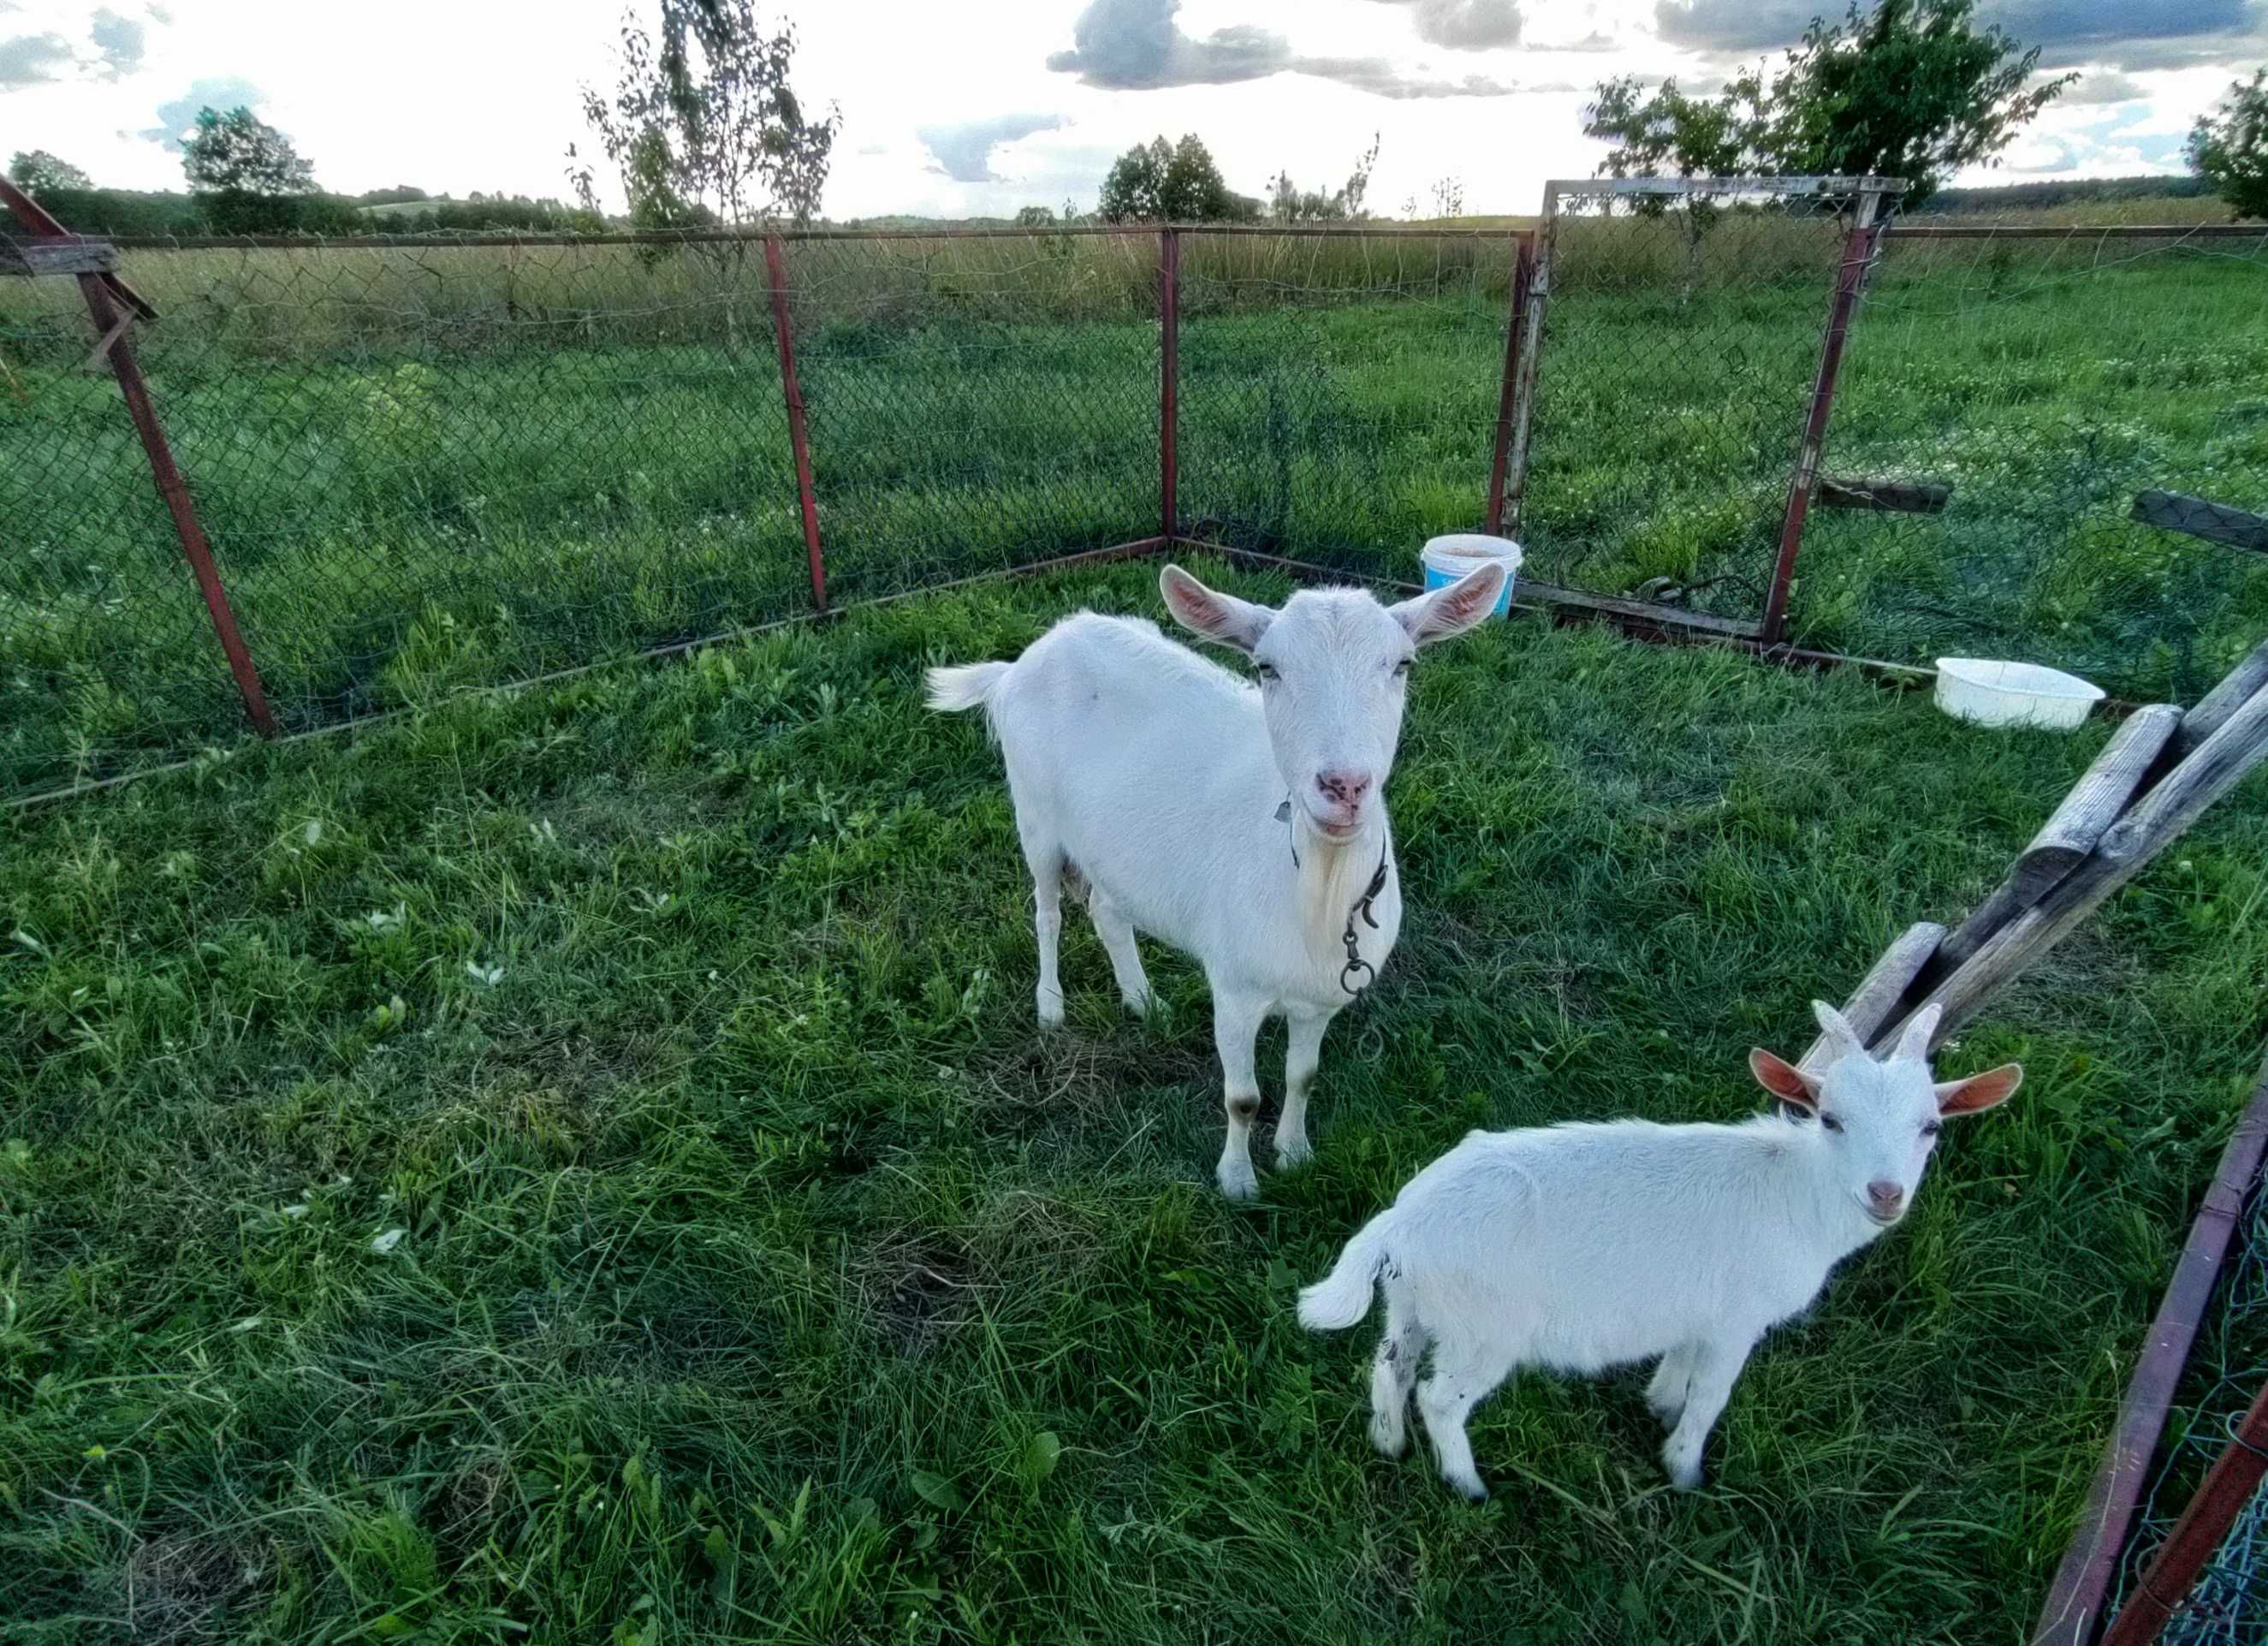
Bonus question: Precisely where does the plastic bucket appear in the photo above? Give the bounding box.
[1421,534,1522,618]
[1933,657,2105,730]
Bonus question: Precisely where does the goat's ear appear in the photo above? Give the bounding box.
[1935,1062,2022,1117]
[1748,1048,1819,1111]
[1388,562,1506,648]
[1160,564,1272,654]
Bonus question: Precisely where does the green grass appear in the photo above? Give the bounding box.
[4,227,2265,803]
[5,558,2265,1643]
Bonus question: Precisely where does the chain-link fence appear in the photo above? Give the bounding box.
[1517,177,1890,629]
[9,196,2267,803]
[1173,228,1517,576]
[1795,222,2268,704]
[2103,1172,2268,1643]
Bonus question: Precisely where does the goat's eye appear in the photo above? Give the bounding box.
[1819,1113,1843,1133]
[1255,663,1279,681]
[1392,659,1414,677]
[1921,1120,1942,1138]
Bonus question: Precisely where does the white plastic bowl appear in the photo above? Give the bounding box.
[1421,534,1523,617]
[1933,657,2105,730]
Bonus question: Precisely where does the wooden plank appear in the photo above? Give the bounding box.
[0,238,119,276]
[1930,704,2183,978]
[1885,683,2268,1053]
[2131,490,2268,555]
[1797,921,1946,1073]
[1815,477,1950,515]
[2180,636,2268,755]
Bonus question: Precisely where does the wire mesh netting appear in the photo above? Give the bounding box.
[1173,229,1516,580]
[780,231,1160,604]
[2106,1174,2268,1643]
[1795,223,2268,703]
[3,236,815,796]
[1517,180,1880,626]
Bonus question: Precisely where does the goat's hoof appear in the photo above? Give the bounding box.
[1446,1473,1488,1504]
[1369,1418,1406,1459]
[1274,1133,1313,1169]
[1663,1453,1705,1492]
[1036,995,1066,1031]
[1216,1161,1260,1202]
[1122,989,1155,1019]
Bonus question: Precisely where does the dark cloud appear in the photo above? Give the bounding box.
[0,30,71,86]
[1655,0,2262,68]
[1370,0,1523,52]
[1048,0,1514,98]
[140,75,266,151]
[918,114,1068,182]
[90,7,145,76]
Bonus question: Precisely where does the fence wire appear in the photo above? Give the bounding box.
[781,231,1160,604]
[2108,1180,2268,1642]
[1798,223,2268,703]
[1518,181,1873,625]
[1173,229,1513,579]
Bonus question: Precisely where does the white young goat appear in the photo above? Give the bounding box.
[926,560,1506,1199]
[1297,1001,2023,1498]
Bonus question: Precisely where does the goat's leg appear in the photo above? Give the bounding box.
[1087,888,1154,1018]
[1276,1007,1333,1168]
[1210,987,1268,1201]
[1647,1342,1698,1429]
[1659,1334,1755,1491]
[1416,1340,1505,1502]
[1018,829,1066,1031]
[1369,1289,1423,1459]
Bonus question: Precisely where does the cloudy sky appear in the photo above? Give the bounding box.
[1,0,2260,217]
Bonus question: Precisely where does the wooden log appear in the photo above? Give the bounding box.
[0,237,119,276]
[1798,921,1946,1072]
[2132,489,2268,556]
[2179,635,2268,755]
[1930,704,2183,979]
[1885,683,2268,1053]
[1815,478,1950,515]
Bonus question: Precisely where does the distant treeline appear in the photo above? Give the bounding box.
[31,187,597,238]
[1914,175,2212,214]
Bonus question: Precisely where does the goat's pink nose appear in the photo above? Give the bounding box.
[1315,770,1373,806]
[1867,1180,1905,1215]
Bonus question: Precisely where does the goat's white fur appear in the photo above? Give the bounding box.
[926,561,1505,1198]
[1298,1001,2023,1497]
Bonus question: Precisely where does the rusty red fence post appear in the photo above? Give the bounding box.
[1759,194,1885,647]
[2,173,277,736]
[2099,1375,2268,1646]
[1160,226,1180,544]
[1484,229,1535,537]
[763,233,826,613]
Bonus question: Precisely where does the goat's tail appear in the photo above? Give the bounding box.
[924,661,1011,715]
[1297,1213,1394,1332]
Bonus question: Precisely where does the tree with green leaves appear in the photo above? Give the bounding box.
[571,0,839,230]
[1585,0,2072,210]
[1014,204,1057,228]
[181,107,318,195]
[1097,135,1255,223]
[9,150,92,196]
[2190,68,2268,222]
[1268,134,1381,223]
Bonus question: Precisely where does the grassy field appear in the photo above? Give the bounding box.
[4,558,2266,1643]
[3,220,2265,801]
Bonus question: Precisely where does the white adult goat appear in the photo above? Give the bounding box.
[926,559,1507,1199]
[1298,1001,2022,1498]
